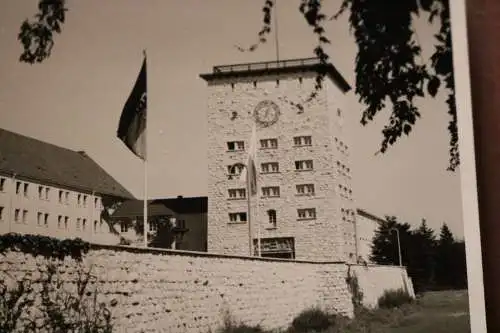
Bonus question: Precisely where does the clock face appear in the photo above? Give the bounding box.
[253,100,280,127]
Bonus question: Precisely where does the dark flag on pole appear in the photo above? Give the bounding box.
[117,56,147,160]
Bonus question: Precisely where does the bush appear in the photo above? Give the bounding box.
[289,307,337,333]
[377,289,414,309]
[217,323,268,333]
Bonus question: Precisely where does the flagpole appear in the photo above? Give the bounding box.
[247,166,252,256]
[143,49,148,248]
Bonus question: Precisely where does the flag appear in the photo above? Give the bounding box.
[117,57,147,160]
[240,122,258,196]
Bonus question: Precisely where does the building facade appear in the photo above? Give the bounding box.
[355,208,385,264]
[110,196,208,251]
[0,128,134,244]
[200,58,357,262]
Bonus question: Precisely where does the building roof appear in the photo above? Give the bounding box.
[153,196,208,214]
[199,57,351,93]
[0,128,134,199]
[111,200,177,218]
[356,208,386,225]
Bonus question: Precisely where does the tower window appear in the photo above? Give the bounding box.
[229,212,247,223]
[228,188,246,200]
[261,162,279,173]
[0,178,5,192]
[293,136,312,147]
[295,160,313,171]
[228,163,245,177]
[296,184,315,195]
[297,208,316,220]
[262,186,280,198]
[260,138,278,149]
[227,141,245,151]
[268,209,277,228]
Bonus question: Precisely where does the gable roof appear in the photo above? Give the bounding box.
[111,200,177,218]
[152,196,208,214]
[0,128,134,199]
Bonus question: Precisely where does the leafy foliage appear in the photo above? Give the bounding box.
[18,0,67,64]
[0,233,90,261]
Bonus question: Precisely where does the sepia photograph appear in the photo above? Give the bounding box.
[0,0,486,332]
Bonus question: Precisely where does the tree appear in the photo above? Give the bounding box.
[18,0,458,171]
[370,216,412,266]
[435,223,456,288]
[411,219,437,291]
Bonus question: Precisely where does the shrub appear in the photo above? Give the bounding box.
[290,307,337,333]
[215,310,269,333]
[377,289,414,309]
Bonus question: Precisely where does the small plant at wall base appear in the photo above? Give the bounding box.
[378,289,414,309]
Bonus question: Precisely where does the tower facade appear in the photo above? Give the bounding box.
[200,58,357,262]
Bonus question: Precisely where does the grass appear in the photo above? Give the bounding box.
[387,290,470,333]
[212,290,471,333]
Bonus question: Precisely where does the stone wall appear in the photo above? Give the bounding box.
[0,244,413,333]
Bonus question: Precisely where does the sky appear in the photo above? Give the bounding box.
[0,0,466,239]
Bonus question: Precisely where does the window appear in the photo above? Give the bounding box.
[83,195,88,207]
[261,162,279,173]
[229,212,247,223]
[77,194,81,206]
[149,221,157,232]
[23,183,28,197]
[120,221,128,233]
[0,206,4,221]
[16,182,21,195]
[38,212,43,226]
[65,192,69,204]
[64,216,68,229]
[76,218,81,230]
[297,208,316,220]
[227,141,245,151]
[38,186,43,199]
[260,138,278,149]
[0,178,5,192]
[293,136,312,146]
[268,209,277,228]
[57,215,62,228]
[295,160,313,171]
[14,209,20,222]
[262,186,280,197]
[22,210,28,223]
[59,190,63,203]
[228,188,246,200]
[94,220,98,232]
[228,164,244,176]
[82,219,87,230]
[45,188,50,200]
[296,184,315,195]
[44,213,49,227]
[94,197,99,208]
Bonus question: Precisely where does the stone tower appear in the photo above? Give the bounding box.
[200,58,357,262]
